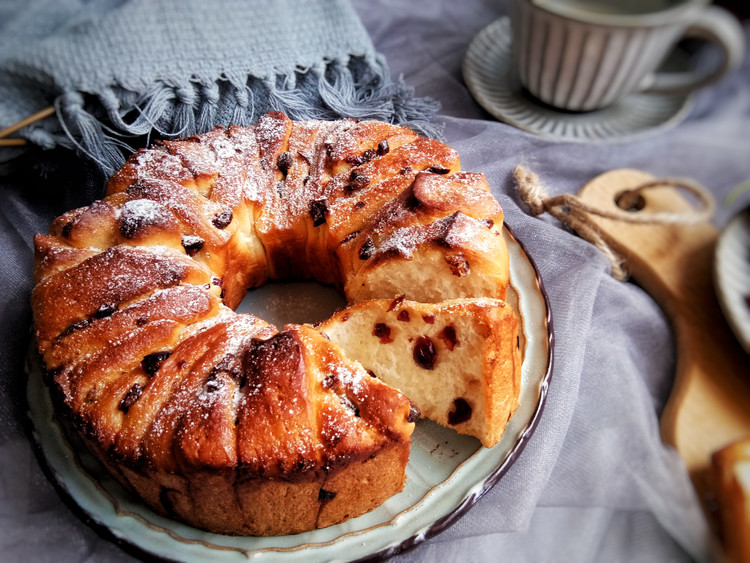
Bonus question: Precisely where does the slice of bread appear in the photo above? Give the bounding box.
[712,437,750,563]
[316,296,522,448]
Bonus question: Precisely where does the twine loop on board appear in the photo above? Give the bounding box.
[513,166,716,281]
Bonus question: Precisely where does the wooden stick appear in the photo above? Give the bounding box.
[0,106,55,139]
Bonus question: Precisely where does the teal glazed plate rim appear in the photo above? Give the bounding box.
[25,224,554,562]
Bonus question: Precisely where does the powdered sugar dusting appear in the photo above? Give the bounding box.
[211,136,236,161]
[377,226,421,258]
[375,212,488,259]
[120,198,172,230]
[327,360,368,396]
[131,148,192,185]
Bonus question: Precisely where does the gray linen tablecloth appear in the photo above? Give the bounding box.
[2,0,749,561]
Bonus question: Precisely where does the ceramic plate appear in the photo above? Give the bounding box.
[462,17,694,141]
[25,226,553,562]
[714,206,750,354]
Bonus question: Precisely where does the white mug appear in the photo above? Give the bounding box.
[511,0,745,112]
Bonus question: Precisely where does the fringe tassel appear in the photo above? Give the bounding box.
[196,82,220,133]
[171,85,198,139]
[43,55,440,174]
[317,56,442,137]
[56,92,136,176]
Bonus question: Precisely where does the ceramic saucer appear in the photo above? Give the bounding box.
[462,17,694,141]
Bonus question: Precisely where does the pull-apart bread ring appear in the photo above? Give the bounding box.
[31,112,521,536]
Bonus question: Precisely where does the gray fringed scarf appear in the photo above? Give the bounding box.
[0,0,440,175]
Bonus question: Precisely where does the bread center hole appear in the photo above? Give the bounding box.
[236,281,348,328]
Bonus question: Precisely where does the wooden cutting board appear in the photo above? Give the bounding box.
[575,169,750,547]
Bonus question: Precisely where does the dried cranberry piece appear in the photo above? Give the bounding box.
[445,253,470,277]
[204,377,225,393]
[413,336,436,370]
[348,171,369,191]
[181,234,204,256]
[119,215,140,239]
[345,154,366,166]
[61,221,74,239]
[141,351,172,377]
[277,151,293,176]
[212,209,233,229]
[448,398,472,425]
[376,139,389,156]
[437,325,459,351]
[318,489,337,501]
[407,402,420,423]
[322,374,338,389]
[428,165,450,174]
[346,150,375,167]
[341,395,360,417]
[397,309,410,322]
[341,230,360,244]
[93,302,118,319]
[309,198,328,227]
[387,295,406,312]
[422,314,435,324]
[373,323,393,344]
[359,237,375,260]
[119,383,143,413]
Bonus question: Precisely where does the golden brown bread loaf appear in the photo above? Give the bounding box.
[31,112,514,536]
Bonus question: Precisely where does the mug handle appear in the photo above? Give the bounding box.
[640,5,745,95]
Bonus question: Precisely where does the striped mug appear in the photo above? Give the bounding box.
[511,0,745,111]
